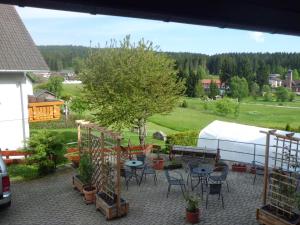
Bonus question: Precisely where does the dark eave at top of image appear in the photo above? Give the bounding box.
[1,0,300,36]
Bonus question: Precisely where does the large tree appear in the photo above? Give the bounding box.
[229,76,249,101]
[79,37,185,145]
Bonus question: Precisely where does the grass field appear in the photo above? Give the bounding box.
[54,84,300,145]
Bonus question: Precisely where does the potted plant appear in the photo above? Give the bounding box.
[80,153,96,204]
[184,192,201,224]
[152,145,164,170]
[231,163,247,172]
[64,151,80,168]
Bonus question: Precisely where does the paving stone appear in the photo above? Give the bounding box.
[0,166,262,225]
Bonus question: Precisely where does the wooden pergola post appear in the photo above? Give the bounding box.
[77,123,81,153]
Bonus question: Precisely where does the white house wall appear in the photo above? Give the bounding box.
[0,72,32,150]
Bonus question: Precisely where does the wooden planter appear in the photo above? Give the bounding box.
[152,158,164,170]
[232,164,247,172]
[73,175,86,193]
[96,192,129,220]
[256,205,300,225]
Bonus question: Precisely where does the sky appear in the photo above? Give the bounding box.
[16,6,300,55]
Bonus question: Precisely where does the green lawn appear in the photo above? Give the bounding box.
[61,83,83,97]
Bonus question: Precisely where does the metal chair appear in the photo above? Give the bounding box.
[252,161,265,185]
[206,183,224,209]
[122,167,134,190]
[139,163,157,185]
[136,154,146,171]
[210,165,229,192]
[164,170,186,197]
[186,161,200,188]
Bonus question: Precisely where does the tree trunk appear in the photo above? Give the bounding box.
[138,119,146,147]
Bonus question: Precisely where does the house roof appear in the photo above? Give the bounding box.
[1,1,300,36]
[34,89,56,98]
[201,79,221,84]
[0,4,49,71]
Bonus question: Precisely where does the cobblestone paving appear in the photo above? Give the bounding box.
[0,166,262,225]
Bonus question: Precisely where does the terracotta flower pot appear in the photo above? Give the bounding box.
[152,158,164,170]
[83,186,96,204]
[186,208,200,224]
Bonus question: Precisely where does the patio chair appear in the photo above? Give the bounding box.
[206,183,224,209]
[252,161,265,185]
[186,161,202,189]
[139,163,157,185]
[136,154,146,171]
[122,167,138,190]
[209,165,229,192]
[164,170,186,198]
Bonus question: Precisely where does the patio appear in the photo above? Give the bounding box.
[0,164,262,225]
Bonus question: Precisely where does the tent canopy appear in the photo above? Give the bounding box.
[197,120,300,165]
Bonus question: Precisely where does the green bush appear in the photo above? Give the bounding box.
[213,98,239,117]
[285,123,291,131]
[180,100,188,108]
[26,130,66,167]
[38,160,55,176]
[165,130,199,152]
[263,92,273,101]
[276,87,289,102]
[79,153,94,187]
[289,92,296,102]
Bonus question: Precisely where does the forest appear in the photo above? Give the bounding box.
[38,45,300,97]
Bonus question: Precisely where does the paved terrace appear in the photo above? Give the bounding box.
[0,165,263,225]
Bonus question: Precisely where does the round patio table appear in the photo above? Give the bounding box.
[125,160,143,168]
[192,165,214,195]
[125,160,143,183]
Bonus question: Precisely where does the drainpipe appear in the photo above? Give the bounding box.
[19,74,26,148]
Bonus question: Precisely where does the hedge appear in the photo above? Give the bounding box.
[165,130,199,153]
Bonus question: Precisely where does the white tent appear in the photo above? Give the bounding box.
[197,120,300,165]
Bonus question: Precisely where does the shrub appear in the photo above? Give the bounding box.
[180,100,188,108]
[289,92,296,102]
[213,98,239,117]
[26,130,65,167]
[38,160,55,176]
[165,131,199,152]
[263,92,273,101]
[285,123,291,131]
[79,153,94,186]
[275,87,289,102]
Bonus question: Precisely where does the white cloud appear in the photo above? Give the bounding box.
[249,31,265,43]
[16,7,105,19]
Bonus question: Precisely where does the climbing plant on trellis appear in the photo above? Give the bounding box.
[76,120,128,219]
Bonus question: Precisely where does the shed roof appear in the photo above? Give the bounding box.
[0,4,48,71]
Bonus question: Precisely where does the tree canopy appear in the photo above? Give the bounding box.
[229,76,249,101]
[79,37,185,145]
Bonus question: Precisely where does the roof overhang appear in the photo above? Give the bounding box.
[1,0,300,36]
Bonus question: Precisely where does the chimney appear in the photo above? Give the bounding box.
[286,69,293,89]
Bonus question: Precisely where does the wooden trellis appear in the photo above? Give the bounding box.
[257,130,300,225]
[76,120,128,219]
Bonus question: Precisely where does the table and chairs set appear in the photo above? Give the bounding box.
[123,153,228,209]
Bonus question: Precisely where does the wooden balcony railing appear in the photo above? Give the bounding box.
[28,101,64,122]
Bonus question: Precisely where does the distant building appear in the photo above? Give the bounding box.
[282,69,300,92]
[268,74,282,88]
[201,79,225,95]
[201,79,222,90]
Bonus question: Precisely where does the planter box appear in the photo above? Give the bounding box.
[73,175,86,193]
[257,205,300,225]
[96,192,129,220]
[164,163,183,170]
[152,158,164,170]
[232,164,247,172]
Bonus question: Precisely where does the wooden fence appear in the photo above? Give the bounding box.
[0,150,31,165]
